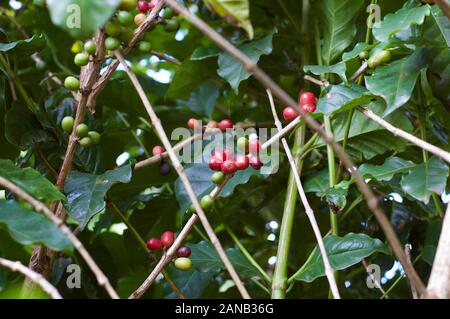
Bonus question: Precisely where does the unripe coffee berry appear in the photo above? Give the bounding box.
[75,124,89,138]
[211,171,225,185]
[61,116,74,133]
[174,257,192,271]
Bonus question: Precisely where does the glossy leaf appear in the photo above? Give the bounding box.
[64,165,132,229]
[294,233,389,282]
[400,157,449,204]
[217,33,273,92]
[317,0,364,64]
[316,84,373,116]
[0,200,72,252]
[358,157,415,182]
[0,159,64,201]
[365,48,432,116]
[304,62,347,84]
[177,82,220,118]
[189,241,260,279]
[373,5,430,43]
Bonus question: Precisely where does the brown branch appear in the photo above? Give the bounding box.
[0,176,119,299]
[350,61,368,81]
[115,51,250,299]
[404,244,419,299]
[362,259,388,298]
[435,0,450,20]
[151,51,181,65]
[165,0,426,295]
[88,2,165,111]
[0,257,62,299]
[426,203,450,298]
[129,175,232,299]
[267,89,340,299]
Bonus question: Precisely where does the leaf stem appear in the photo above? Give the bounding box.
[224,225,271,283]
[116,111,151,158]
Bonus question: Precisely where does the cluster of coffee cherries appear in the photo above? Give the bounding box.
[137,1,180,32]
[61,116,101,148]
[152,145,171,175]
[282,92,318,122]
[146,230,192,271]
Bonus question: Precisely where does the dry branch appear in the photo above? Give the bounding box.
[0,257,62,299]
[164,0,426,295]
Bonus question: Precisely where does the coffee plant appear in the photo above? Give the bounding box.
[0,0,449,300]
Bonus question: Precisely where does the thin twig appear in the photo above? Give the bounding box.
[267,89,340,299]
[349,61,368,81]
[129,175,231,299]
[151,51,181,65]
[164,0,426,293]
[0,257,62,299]
[426,203,450,298]
[360,107,450,164]
[404,244,418,299]
[0,176,119,299]
[115,51,250,299]
[435,0,450,21]
[261,116,302,151]
[362,259,388,298]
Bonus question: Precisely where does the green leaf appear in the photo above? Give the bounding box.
[0,159,65,201]
[177,82,220,118]
[163,265,215,299]
[189,241,260,279]
[342,42,376,61]
[0,200,72,252]
[167,59,217,100]
[422,220,442,266]
[46,0,120,39]
[0,34,45,57]
[304,62,347,84]
[64,165,132,229]
[304,169,329,194]
[373,5,430,43]
[294,233,389,282]
[317,0,364,65]
[400,156,449,204]
[365,47,432,116]
[203,0,253,39]
[316,84,373,116]
[217,33,273,92]
[424,5,450,46]
[358,157,415,182]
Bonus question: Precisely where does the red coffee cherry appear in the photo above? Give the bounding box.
[283,106,298,122]
[187,118,200,129]
[219,119,233,132]
[299,92,317,106]
[235,154,249,170]
[221,160,237,175]
[209,157,223,171]
[249,140,261,155]
[146,237,162,251]
[249,156,263,170]
[302,103,317,113]
[137,1,149,13]
[160,231,174,248]
[152,145,165,156]
[176,246,192,258]
[207,121,219,129]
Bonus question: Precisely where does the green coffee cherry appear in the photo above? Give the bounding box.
[71,41,84,54]
[358,51,369,60]
[138,41,152,53]
[88,131,101,145]
[119,0,137,11]
[105,37,120,50]
[118,28,134,43]
[187,204,196,214]
[79,137,92,148]
[84,40,96,55]
[368,50,392,69]
[64,76,80,91]
[211,172,225,185]
[105,22,122,37]
[174,257,192,271]
[162,7,176,19]
[61,116,74,133]
[237,136,249,153]
[75,124,89,138]
[74,53,89,66]
[164,19,180,32]
[118,11,134,26]
[200,195,214,211]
